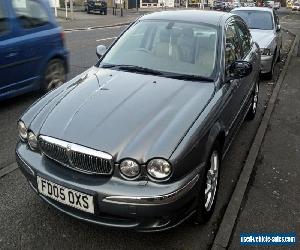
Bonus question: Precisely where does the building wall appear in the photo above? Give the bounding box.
[140,0,174,7]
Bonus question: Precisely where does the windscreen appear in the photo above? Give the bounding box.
[100,20,218,78]
[232,10,274,30]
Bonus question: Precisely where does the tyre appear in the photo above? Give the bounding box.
[104,10,107,15]
[277,47,281,62]
[87,7,90,14]
[194,142,221,224]
[41,59,66,93]
[265,52,276,80]
[246,80,259,120]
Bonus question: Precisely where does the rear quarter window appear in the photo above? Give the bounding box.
[12,0,50,29]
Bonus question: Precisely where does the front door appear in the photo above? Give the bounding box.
[220,19,250,147]
[0,0,29,94]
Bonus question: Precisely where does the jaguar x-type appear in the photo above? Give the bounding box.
[16,10,260,231]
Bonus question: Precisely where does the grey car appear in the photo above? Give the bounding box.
[231,7,282,79]
[16,10,260,231]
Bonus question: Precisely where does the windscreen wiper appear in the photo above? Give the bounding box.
[165,74,214,82]
[101,64,163,76]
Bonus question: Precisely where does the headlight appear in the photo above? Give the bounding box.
[119,159,141,178]
[147,159,172,179]
[260,48,272,56]
[28,132,38,150]
[18,121,28,140]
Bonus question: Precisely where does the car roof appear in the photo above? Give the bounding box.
[139,10,233,26]
[232,7,274,13]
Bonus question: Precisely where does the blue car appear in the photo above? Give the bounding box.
[0,0,69,101]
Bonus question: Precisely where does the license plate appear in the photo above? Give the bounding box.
[37,176,94,214]
[95,3,101,6]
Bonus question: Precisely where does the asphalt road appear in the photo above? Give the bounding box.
[0,9,295,250]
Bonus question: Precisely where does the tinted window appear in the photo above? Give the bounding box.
[101,20,218,78]
[12,0,49,29]
[0,2,9,35]
[232,10,274,30]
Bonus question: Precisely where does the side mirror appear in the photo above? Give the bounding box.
[96,45,107,59]
[276,25,281,32]
[230,61,253,79]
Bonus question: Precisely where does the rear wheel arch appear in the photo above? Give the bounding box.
[48,54,68,73]
[40,57,67,93]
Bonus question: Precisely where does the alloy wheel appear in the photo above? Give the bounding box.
[205,151,219,212]
[45,60,65,92]
[252,82,259,114]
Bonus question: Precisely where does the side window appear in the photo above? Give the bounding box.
[235,21,251,56]
[0,2,9,35]
[12,0,49,29]
[225,23,241,73]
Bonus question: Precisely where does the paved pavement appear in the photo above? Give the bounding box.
[0,8,297,250]
[227,12,300,250]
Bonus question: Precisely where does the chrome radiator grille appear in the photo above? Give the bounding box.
[39,135,113,175]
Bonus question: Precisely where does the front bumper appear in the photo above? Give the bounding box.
[16,142,204,232]
[260,55,273,74]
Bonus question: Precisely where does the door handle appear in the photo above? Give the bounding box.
[5,51,19,58]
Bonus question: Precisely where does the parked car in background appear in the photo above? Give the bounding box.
[244,2,255,7]
[224,1,234,11]
[16,10,260,231]
[0,0,68,101]
[292,2,300,11]
[266,1,274,8]
[233,1,241,8]
[211,1,231,11]
[211,1,224,10]
[232,7,282,78]
[86,0,107,15]
[273,2,281,9]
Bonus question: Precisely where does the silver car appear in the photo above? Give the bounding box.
[232,7,282,78]
[292,3,300,11]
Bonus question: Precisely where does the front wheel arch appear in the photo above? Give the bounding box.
[203,123,226,162]
[193,141,222,224]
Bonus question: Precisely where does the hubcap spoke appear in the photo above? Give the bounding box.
[252,83,259,113]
